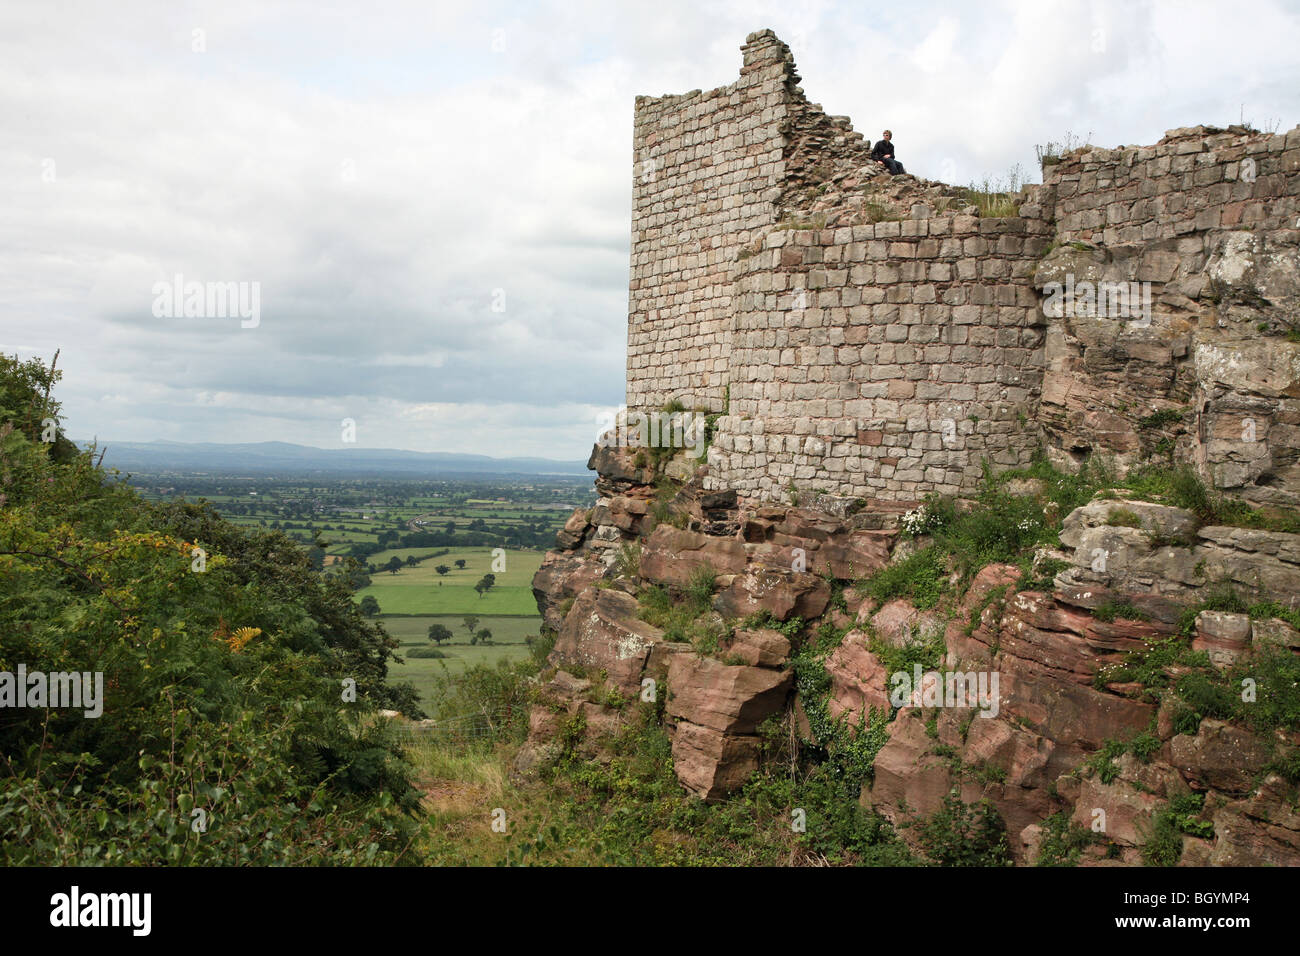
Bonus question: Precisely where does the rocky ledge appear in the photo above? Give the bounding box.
[518,442,1300,866]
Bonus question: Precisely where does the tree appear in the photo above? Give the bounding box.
[0,354,422,864]
[386,556,403,575]
[474,573,496,598]
[454,559,467,570]
[475,627,492,646]
[404,555,417,567]
[427,623,452,645]
[435,564,450,577]
[915,789,1012,866]
[463,615,479,637]
[359,595,380,617]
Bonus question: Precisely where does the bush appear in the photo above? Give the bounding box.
[685,563,717,612]
[1036,811,1101,867]
[900,495,957,537]
[865,546,948,609]
[1167,465,1215,519]
[406,647,447,659]
[867,626,946,680]
[423,657,535,745]
[1105,507,1143,528]
[1140,810,1185,866]
[1086,739,1127,785]
[0,354,421,864]
[1093,600,1149,623]
[1178,585,1248,637]
[913,789,1013,866]
[1128,731,1162,763]
[1174,672,1237,724]
[1137,408,1185,430]
[1229,644,1300,734]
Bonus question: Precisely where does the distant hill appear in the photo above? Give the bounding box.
[75,439,590,478]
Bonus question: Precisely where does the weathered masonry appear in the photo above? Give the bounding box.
[626,29,1300,506]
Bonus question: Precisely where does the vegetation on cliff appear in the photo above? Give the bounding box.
[0,355,422,863]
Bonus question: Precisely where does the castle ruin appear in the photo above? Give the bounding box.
[626,29,1300,507]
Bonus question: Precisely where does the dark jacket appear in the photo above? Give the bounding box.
[871,138,895,161]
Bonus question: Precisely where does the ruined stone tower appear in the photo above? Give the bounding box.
[627,29,1300,507]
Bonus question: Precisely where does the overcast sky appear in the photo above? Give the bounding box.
[3,0,1298,461]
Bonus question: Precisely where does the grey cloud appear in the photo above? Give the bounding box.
[4,0,1298,460]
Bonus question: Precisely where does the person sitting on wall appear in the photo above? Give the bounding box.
[871,130,906,175]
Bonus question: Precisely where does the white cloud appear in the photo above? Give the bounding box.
[2,0,1297,461]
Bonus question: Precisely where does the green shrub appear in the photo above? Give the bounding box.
[1035,810,1101,867]
[1137,408,1185,430]
[424,657,535,744]
[1246,601,1300,631]
[1105,507,1143,528]
[1171,706,1202,737]
[530,628,558,669]
[1174,672,1237,723]
[1086,739,1128,785]
[1269,748,1300,784]
[1093,599,1149,623]
[1142,793,1212,865]
[868,627,947,680]
[1128,731,1161,763]
[1177,585,1248,637]
[1229,644,1300,734]
[1167,465,1215,519]
[685,563,717,612]
[0,354,421,864]
[865,546,948,609]
[1093,637,1209,697]
[913,789,1013,866]
[1140,810,1185,866]
[1167,792,1213,837]
[1017,557,1070,592]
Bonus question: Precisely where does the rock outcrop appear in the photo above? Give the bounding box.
[519,29,1300,867]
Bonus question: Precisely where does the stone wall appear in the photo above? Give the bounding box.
[1046,126,1299,245]
[709,203,1049,501]
[1035,126,1300,507]
[626,31,792,415]
[627,29,880,416]
[625,30,1300,506]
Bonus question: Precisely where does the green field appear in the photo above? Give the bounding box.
[357,546,543,616]
[385,615,536,707]
[127,474,581,711]
[364,548,545,706]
